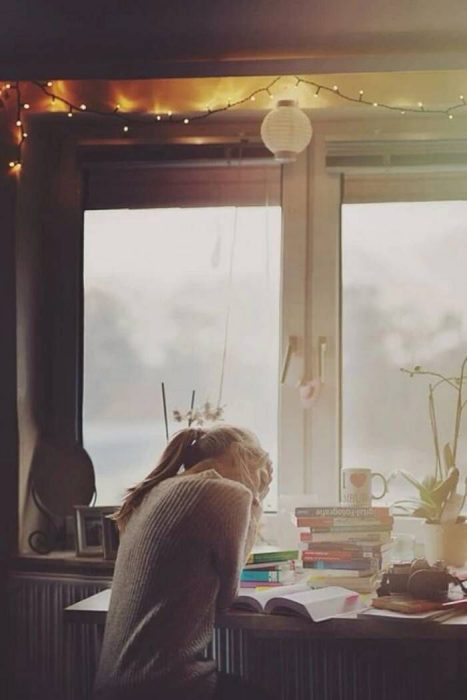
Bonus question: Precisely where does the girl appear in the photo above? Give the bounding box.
[93,425,274,700]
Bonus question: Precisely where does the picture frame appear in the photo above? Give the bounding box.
[74,505,117,557]
[101,512,120,560]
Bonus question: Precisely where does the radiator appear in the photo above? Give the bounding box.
[9,573,109,700]
[9,574,467,700]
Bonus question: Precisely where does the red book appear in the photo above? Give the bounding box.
[294,516,394,528]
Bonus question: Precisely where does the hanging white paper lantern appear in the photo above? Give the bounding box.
[260,99,312,163]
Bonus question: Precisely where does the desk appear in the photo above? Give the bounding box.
[64,590,467,699]
[65,588,467,640]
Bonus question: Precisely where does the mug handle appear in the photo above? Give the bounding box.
[371,472,388,500]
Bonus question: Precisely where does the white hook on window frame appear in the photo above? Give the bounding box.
[280,335,298,384]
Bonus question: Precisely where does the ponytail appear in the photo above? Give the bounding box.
[112,428,205,532]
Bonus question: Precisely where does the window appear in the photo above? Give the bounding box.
[82,160,287,511]
[342,200,467,500]
[305,138,467,507]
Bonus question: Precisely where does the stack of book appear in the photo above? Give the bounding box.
[240,545,299,589]
[293,506,393,594]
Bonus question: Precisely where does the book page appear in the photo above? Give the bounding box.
[265,586,362,621]
[232,583,309,612]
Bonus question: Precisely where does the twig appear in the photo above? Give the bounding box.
[161,382,169,443]
[188,390,196,427]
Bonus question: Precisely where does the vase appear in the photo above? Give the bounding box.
[422,521,467,567]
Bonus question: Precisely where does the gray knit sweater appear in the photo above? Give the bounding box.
[93,469,255,700]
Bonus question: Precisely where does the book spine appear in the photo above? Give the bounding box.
[299,531,391,543]
[239,581,283,588]
[295,521,392,531]
[302,549,382,558]
[302,558,377,570]
[295,506,390,518]
[241,570,283,582]
[294,516,393,528]
[246,550,298,565]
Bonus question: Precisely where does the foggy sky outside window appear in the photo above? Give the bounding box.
[83,207,281,511]
[342,201,467,500]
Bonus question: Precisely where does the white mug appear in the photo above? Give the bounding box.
[341,468,388,507]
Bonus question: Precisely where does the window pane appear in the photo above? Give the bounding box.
[342,201,467,501]
[83,206,281,510]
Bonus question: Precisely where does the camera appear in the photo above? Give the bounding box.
[377,559,466,601]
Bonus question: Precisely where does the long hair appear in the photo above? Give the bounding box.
[112,424,264,532]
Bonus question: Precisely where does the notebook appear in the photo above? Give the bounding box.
[232,583,363,621]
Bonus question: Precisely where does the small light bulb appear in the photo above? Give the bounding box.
[9,161,15,168]
[460,95,465,101]
[418,102,423,108]
[449,113,454,119]
[400,110,406,115]
[156,115,161,121]
[80,104,86,111]
[23,132,28,138]
[5,83,11,89]
[16,120,21,126]
[168,110,172,117]
[183,118,189,124]
[67,110,73,118]
[359,89,364,95]
[115,104,121,111]
[373,102,378,107]
[47,81,53,87]
[123,125,129,132]
[333,85,339,92]
[23,103,30,109]
[250,95,256,101]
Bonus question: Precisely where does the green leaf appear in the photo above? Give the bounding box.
[398,470,437,506]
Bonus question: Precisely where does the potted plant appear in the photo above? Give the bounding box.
[392,357,467,566]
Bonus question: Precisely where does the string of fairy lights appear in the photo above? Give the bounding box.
[3,74,467,171]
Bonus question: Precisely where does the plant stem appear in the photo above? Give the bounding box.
[428,384,442,479]
[400,367,459,390]
[452,355,467,463]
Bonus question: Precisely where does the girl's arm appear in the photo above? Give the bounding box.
[211,481,262,611]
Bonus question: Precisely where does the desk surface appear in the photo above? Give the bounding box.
[64,588,467,640]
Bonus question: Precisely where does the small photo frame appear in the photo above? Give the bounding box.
[101,513,120,560]
[74,506,117,557]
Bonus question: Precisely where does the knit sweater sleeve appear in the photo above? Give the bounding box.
[206,479,259,611]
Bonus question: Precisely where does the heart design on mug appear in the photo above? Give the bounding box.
[350,473,367,488]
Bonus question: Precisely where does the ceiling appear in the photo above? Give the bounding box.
[3,1,467,79]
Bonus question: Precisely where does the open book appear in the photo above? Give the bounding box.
[232,583,363,622]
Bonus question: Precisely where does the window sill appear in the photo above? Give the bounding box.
[12,551,115,578]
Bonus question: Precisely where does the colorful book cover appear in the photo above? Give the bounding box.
[295,506,390,518]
